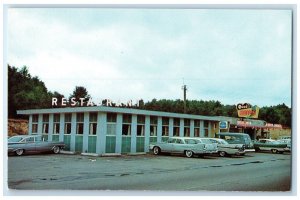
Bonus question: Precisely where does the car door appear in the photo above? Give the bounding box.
[162,138,177,152]
[172,139,186,153]
[23,136,36,152]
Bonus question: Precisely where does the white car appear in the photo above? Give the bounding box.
[204,138,246,157]
[149,137,218,158]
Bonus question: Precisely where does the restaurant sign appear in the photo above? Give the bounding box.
[236,103,259,118]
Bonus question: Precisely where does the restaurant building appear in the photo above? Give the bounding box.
[17,106,273,154]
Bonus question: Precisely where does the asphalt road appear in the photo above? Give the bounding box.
[7,152,292,192]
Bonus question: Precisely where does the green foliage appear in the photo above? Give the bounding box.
[69,86,91,106]
[8,65,64,118]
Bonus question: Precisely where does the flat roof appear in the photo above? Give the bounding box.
[17,106,223,121]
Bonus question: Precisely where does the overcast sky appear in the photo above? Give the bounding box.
[7,8,292,107]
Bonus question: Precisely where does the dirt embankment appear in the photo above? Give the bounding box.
[8,119,28,137]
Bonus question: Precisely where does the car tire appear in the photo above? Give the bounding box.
[271,149,278,154]
[53,146,60,154]
[153,146,161,155]
[15,149,24,156]
[185,150,194,158]
[219,151,226,157]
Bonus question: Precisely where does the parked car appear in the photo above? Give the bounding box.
[8,135,65,156]
[253,139,287,154]
[278,136,291,140]
[149,137,218,158]
[276,139,291,152]
[216,132,254,152]
[204,138,246,157]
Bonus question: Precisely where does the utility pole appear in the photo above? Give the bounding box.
[182,81,187,114]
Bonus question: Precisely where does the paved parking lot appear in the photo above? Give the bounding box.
[7,152,292,192]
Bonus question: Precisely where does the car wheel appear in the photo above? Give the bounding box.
[185,150,194,158]
[53,146,60,154]
[219,151,226,157]
[271,149,278,154]
[153,146,161,155]
[15,149,24,156]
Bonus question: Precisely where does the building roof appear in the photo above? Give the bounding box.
[17,106,223,121]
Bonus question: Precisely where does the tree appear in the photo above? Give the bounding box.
[8,65,53,118]
[69,86,91,106]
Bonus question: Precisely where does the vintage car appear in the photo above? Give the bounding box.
[216,132,255,152]
[253,139,288,153]
[8,135,65,156]
[276,139,291,152]
[204,138,246,157]
[149,137,218,158]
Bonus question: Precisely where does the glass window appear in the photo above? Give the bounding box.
[64,114,72,134]
[184,119,190,126]
[204,121,209,128]
[162,126,169,136]
[122,124,131,136]
[89,113,97,135]
[137,115,145,124]
[150,126,157,136]
[76,113,84,122]
[194,120,200,127]
[123,114,132,123]
[162,117,169,125]
[53,114,60,134]
[42,114,49,134]
[184,127,190,137]
[150,116,158,125]
[107,124,116,135]
[137,125,144,136]
[194,128,200,137]
[54,114,60,122]
[32,114,39,123]
[65,113,72,122]
[32,124,38,133]
[76,113,84,134]
[173,127,179,136]
[107,113,117,122]
[43,114,49,122]
[173,118,180,126]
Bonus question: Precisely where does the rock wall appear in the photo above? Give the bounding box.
[8,119,28,137]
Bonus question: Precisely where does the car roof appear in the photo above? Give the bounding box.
[169,137,203,140]
[216,132,249,136]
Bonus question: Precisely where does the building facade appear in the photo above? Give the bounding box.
[17,106,223,154]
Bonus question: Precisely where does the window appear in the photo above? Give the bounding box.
[107,113,117,122]
[42,114,49,134]
[76,113,84,134]
[204,121,209,137]
[89,113,97,135]
[173,118,180,136]
[137,115,145,136]
[122,114,131,136]
[194,128,200,137]
[150,116,157,136]
[184,119,190,137]
[32,114,38,133]
[162,117,169,136]
[194,120,200,137]
[204,121,209,128]
[204,129,209,137]
[64,113,72,134]
[107,113,117,135]
[53,114,60,134]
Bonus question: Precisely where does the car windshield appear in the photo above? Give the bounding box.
[8,136,25,143]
